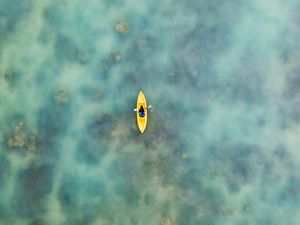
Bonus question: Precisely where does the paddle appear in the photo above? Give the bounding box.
[134,105,152,112]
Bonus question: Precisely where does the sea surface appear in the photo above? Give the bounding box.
[0,0,300,225]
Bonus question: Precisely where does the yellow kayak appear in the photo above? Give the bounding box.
[136,91,147,133]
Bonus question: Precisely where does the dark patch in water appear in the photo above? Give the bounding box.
[37,24,55,45]
[120,184,140,207]
[38,106,65,137]
[283,67,300,98]
[13,163,54,218]
[0,0,31,36]
[37,99,71,156]
[177,203,212,225]
[143,137,157,149]
[75,139,108,165]
[54,34,81,63]
[108,157,144,206]
[0,204,6,219]
[257,117,267,127]
[229,68,265,104]
[225,158,252,193]
[179,168,203,190]
[105,159,120,175]
[143,192,155,205]
[123,34,162,70]
[273,147,288,160]
[280,175,300,204]
[58,175,108,224]
[231,159,251,183]
[3,70,21,88]
[0,156,10,187]
[226,144,259,192]
[87,114,115,137]
[53,33,92,65]
[172,1,239,90]
[43,2,62,28]
[203,143,260,193]
[29,219,46,225]
[281,67,300,123]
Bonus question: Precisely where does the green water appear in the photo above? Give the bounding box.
[0,0,300,225]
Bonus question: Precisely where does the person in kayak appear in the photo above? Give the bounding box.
[138,106,145,117]
[134,105,152,114]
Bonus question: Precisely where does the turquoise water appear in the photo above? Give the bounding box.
[0,0,300,224]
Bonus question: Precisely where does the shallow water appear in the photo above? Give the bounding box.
[0,0,300,224]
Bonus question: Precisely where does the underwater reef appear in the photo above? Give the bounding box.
[0,0,300,225]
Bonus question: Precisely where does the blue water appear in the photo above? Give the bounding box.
[0,0,300,224]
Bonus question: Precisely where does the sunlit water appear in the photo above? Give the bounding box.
[0,0,300,225]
